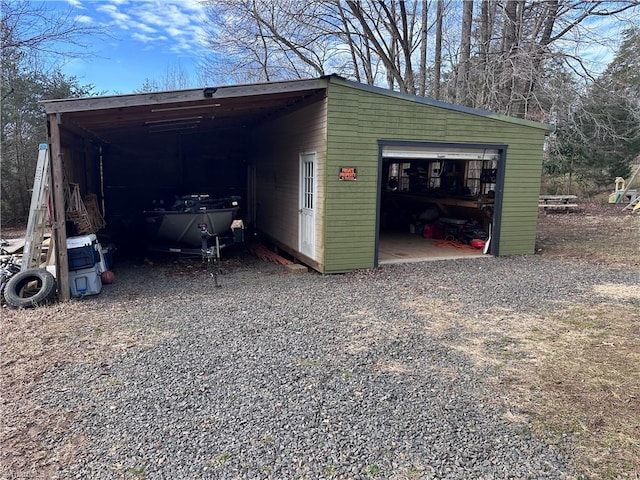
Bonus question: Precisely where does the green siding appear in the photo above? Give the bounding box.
[323,81,547,273]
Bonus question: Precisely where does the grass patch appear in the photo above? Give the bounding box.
[325,464,337,475]
[530,304,640,478]
[453,300,640,479]
[366,464,380,476]
[127,466,146,478]
[215,452,231,465]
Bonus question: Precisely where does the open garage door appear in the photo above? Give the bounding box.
[377,142,505,264]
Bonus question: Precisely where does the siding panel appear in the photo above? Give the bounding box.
[252,98,327,268]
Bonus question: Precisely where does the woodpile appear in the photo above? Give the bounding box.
[248,243,293,265]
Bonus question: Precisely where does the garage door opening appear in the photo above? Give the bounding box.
[377,142,504,264]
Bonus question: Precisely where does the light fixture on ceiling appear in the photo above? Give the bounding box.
[145,116,203,125]
[151,103,222,113]
[148,125,198,134]
[149,122,199,131]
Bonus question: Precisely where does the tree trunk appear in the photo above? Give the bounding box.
[519,0,559,117]
[456,0,473,105]
[433,0,444,100]
[337,2,361,83]
[500,0,518,114]
[418,0,428,96]
[346,0,406,90]
[378,0,415,93]
[477,0,497,107]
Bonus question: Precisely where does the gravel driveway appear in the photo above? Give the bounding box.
[35,254,636,479]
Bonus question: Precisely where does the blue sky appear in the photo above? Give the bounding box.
[55,0,209,94]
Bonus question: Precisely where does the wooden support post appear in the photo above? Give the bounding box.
[49,114,70,300]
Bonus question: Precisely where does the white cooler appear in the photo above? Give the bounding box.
[69,265,102,298]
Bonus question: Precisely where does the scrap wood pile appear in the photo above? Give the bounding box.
[65,184,105,234]
[248,243,293,265]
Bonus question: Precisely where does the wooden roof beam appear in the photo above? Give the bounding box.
[40,79,328,114]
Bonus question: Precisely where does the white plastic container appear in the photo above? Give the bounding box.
[67,234,100,271]
[66,234,97,249]
[69,265,102,298]
[96,245,110,274]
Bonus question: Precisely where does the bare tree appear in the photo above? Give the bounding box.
[1,0,102,69]
[344,0,432,93]
[201,0,433,93]
[418,0,429,96]
[336,1,372,83]
[200,0,640,123]
[201,0,335,84]
[466,0,640,117]
[474,0,496,107]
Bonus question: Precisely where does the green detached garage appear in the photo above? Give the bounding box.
[42,74,549,297]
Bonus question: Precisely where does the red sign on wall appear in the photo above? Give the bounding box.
[339,166,357,181]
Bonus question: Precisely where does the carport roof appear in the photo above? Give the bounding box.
[41,77,328,143]
[41,74,549,144]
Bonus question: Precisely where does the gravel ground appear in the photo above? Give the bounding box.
[34,253,637,479]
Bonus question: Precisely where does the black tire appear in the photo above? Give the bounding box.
[4,269,57,308]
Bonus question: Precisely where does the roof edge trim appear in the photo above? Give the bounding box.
[40,78,329,114]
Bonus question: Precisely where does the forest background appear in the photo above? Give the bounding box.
[1,0,639,225]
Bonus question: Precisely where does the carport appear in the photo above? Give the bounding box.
[41,75,549,300]
[42,79,327,299]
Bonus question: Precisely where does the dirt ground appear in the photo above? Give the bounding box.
[1,203,638,479]
[535,201,639,269]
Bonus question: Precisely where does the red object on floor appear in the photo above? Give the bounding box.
[100,270,116,284]
[433,240,476,250]
[470,239,486,249]
[432,222,445,239]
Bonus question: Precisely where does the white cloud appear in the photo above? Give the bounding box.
[134,21,157,34]
[165,26,187,38]
[66,0,84,8]
[96,4,132,27]
[131,32,157,43]
[89,1,209,52]
[75,14,93,24]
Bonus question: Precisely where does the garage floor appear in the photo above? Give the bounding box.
[378,232,487,264]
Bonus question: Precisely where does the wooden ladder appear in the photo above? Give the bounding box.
[21,144,51,270]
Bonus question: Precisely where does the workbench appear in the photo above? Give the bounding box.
[386,192,494,217]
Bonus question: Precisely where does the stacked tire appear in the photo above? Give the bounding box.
[4,269,57,308]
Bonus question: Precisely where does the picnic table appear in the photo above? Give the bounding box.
[539,195,578,211]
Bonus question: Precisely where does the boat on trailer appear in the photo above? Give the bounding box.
[143,195,241,248]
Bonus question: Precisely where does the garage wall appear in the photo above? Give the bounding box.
[60,129,101,199]
[251,98,327,267]
[324,80,547,273]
